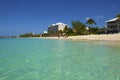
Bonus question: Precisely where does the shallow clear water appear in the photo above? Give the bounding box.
[0,38,120,80]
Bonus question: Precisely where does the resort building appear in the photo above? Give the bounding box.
[48,22,68,36]
[106,17,120,33]
[43,31,47,34]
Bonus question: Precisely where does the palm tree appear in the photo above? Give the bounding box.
[116,14,120,21]
[71,20,86,35]
[86,18,96,28]
[86,18,97,34]
[116,14,120,17]
[57,30,63,36]
[63,26,69,34]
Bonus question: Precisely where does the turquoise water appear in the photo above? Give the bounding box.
[0,38,120,80]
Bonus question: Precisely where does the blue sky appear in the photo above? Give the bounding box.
[0,0,120,36]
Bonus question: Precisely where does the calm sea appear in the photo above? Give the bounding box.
[0,38,120,80]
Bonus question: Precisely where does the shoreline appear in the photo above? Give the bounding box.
[45,33,120,42]
[4,33,120,42]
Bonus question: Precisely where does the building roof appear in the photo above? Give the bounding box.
[52,22,67,26]
[43,31,47,34]
[49,22,67,27]
[106,17,118,22]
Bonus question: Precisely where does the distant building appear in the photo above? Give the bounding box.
[48,22,68,36]
[43,31,47,34]
[106,17,120,33]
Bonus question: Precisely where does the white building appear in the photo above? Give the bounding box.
[43,31,47,34]
[106,17,120,33]
[48,22,68,36]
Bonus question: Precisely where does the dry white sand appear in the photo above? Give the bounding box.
[68,33,120,41]
[45,33,120,41]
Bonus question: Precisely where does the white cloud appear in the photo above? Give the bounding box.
[96,16,104,20]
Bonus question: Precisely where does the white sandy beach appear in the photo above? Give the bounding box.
[46,33,120,41]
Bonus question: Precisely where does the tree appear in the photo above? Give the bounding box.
[116,14,120,18]
[68,27,74,36]
[86,18,96,27]
[63,26,69,34]
[57,30,63,36]
[19,33,42,37]
[116,14,120,21]
[19,32,34,37]
[89,27,99,34]
[71,20,86,35]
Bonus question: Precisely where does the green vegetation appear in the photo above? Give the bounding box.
[72,20,86,35]
[19,19,102,37]
[19,33,41,37]
[89,27,99,34]
[58,30,63,35]
[116,14,120,21]
[63,26,69,35]
[116,14,120,18]
[67,27,74,36]
[63,25,74,36]
[56,19,102,36]
[19,14,120,37]
[86,18,96,27]
[42,33,48,37]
